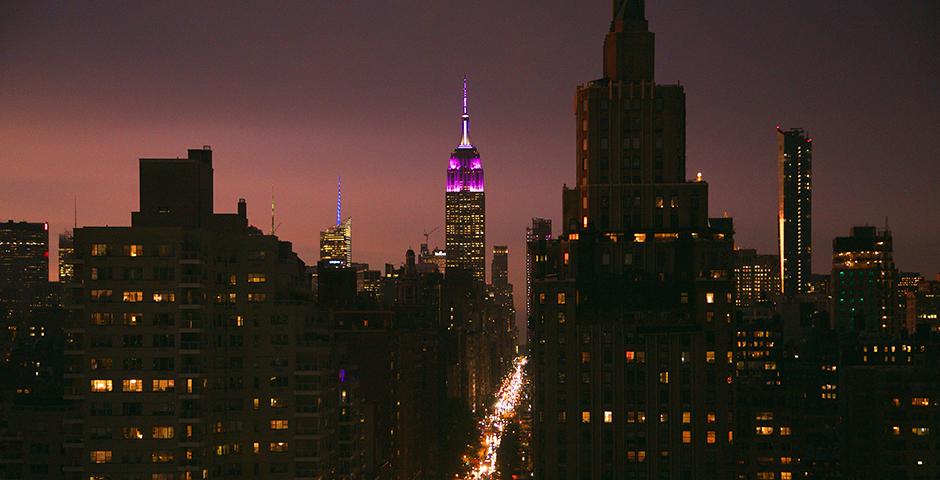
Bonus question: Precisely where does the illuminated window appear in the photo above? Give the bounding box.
[558,411,567,422]
[659,413,669,423]
[152,291,175,303]
[91,244,109,256]
[682,411,691,424]
[122,291,143,302]
[891,397,901,407]
[706,412,716,424]
[253,398,260,410]
[706,431,716,444]
[755,412,774,421]
[634,233,647,243]
[756,473,774,480]
[123,312,142,325]
[891,426,901,436]
[706,351,716,363]
[581,352,591,363]
[682,431,691,444]
[659,371,669,384]
[90,312,113,325]
[152,426,174,439]
[637,411,646,423]
[252,442,260,454]
[627,451,636,462]
[604,411,613,423]
[780,456,792,465]
[90,450,112,463]
[912,427,929,436]
[581,411,591,423]
[90,379,112,392]
[270,420,289,430]
[270,397,286,408]
[655,196,664,208]
[781,473,792,480]
[912,397,929,406]
[247,293,266,302]
[123,427,143,439]
[557,292,566,305]
[152,379,175,392]
[756,426,774,436]
[780,426,791,436]
[151,451,173,463]
[625,351,635,363]
[247,273,267,283]
[538,293,545,304]
[122,379,143,392]
[706,292,715,304]
[270,442,289,452]
[637,450,646,462]
[124,244,144,257]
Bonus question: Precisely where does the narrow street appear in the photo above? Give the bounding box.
[464,356,528,479]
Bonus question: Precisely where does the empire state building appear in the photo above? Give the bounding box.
[445,78,486,286]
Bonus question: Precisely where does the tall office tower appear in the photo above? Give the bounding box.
[62,148,346,480]
[445,78,486,286]
[733,249,780,307]
[492,245,509,290]
[0,220,49,357]
[525,218,552,320]
[530,2,737,478]
[777,127,812,298]
[831,226,897,333]
[59,230,75,283]
[320,179,352,267]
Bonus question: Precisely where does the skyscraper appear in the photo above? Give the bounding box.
[529,2,736,477]
[445,78,485,286]
[491,245,509,290]
[777,127,812,297]
[525,218,551,321]
[59,230,75,284]
[0,220,49,357]
[320,178,352,266]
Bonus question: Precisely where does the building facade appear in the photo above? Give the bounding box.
[776,127,812,298]
[733,249,779,307]
[61,148,347,479]
[525,218,552,321]
[0,220,50,360]
[831,225,897,333]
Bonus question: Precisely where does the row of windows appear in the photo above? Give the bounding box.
[90,379,176,392]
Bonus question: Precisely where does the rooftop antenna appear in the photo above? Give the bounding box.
[270,186,281,236]
[336,176,342,227]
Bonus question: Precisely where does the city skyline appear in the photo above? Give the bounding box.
[2,1,939,325]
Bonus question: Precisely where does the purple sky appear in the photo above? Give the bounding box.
[2,1,938,321]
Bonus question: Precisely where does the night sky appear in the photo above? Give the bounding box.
[2,1,938,321]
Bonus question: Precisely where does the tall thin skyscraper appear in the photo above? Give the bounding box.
[777,127,812,297]
[445,77,485,286]
[321,178,352,266]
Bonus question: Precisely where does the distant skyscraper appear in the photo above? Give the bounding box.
[445,77,485,286]
[733,248,780,307]
[58,230,74,283]
[320,178,352,266]
[525,218,551,320]
[832,225,897,332]
[0,220,49,355]
[491,245,508,290]
[777,127,812,297]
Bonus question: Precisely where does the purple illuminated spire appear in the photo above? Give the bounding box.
[446,77,484,192]
[335,176,341,227]
[458,76,472,149]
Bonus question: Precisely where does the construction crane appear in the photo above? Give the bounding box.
[423,226,441,247]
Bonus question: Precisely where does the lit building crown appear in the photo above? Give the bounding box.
[447,77,483,193]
